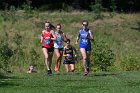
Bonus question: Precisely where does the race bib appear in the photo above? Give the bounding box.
[45,39,50,44]
[66,54,73,60]
[57,41,62,45]
[57,36,62,45]
[81,39,88,44]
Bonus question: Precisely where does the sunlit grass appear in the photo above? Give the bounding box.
[0,71,140,93]
[0,10,140,72]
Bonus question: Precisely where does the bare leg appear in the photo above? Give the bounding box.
[70,64,75,72]
[65,64,69,73]
[57,51,63,72]
[54,49,63,72]
[54,49,60,71]
[48,51,53,69]
[80,48,88,73]
[42,48,50,70]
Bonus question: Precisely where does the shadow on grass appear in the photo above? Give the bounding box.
[93,72,118,77]
[0,75,7,79]
[54,72,119,77]
[127,81,140,87]
[61,72,82,75]
[0,81,19,87]
[131,22,140,32]
[0,75,24,87]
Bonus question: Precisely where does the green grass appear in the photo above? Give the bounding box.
[0,71,140,93]
[0,10,140,93]
[0,10,140,72]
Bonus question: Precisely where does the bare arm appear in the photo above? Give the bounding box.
[88,30,94,41]
[40,31,44,43]
[51,34,56,40]
[75,32,80,44]
[63,47,67,57]
[63,33,67,42]
[50,30,56,40]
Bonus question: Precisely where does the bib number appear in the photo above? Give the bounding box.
[45,39,50,44]
[57,36,62,45]
[82,39,88,44]
[57,41,62,45]
[67,54,73,61]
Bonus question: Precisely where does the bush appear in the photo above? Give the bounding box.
[0,6,17,23]
[9,6,17,24]
[22,0,33,14]
[91,40,115,71]
[120,55,140,71]
[90,0,104,19]
[12,33,25,72]
[29,48,40,66]
[0,41,13,72]
[110,0,117,12]
[61,3,73,12]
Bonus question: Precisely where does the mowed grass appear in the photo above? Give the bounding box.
[0,71,140,93]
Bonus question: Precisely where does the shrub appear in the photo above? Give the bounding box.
[22,0,33,14]
[109,0,117,18]
[110,0,117,12]
[90,0,104,19]
[61,3,73,12]
[0,41,13,72]
[9,6,17,24]
[29,48,40,66]
[13,33,22,46]
[91,40,115,71]
[75,53,83,72]
[12,33,25,72]
[21,0,33,19]
[120,54,140,71]
[0,6,17,23]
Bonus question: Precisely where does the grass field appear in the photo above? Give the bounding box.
[0,71,140,93]
[0,11,140,72]
[0,10,140,93]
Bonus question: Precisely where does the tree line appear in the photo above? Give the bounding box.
[0,0,139,12]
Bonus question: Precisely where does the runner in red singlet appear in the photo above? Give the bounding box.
[41,22,56,75]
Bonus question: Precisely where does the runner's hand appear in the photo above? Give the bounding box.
[75,41,78,44]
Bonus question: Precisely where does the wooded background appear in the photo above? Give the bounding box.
[0,0,139,11]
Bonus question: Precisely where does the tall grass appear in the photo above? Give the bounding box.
[0,9,140,73]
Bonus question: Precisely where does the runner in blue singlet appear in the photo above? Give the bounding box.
[75,20,94,76]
